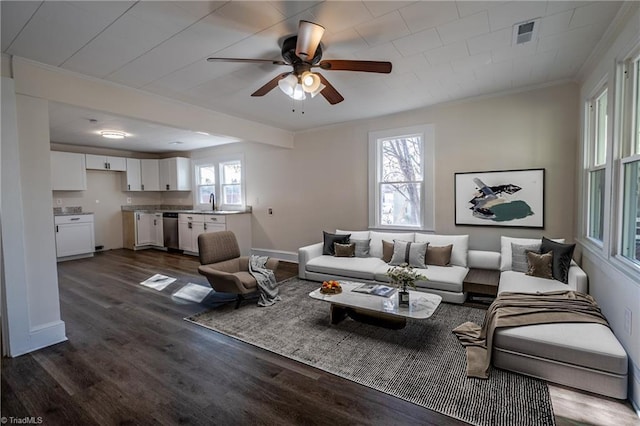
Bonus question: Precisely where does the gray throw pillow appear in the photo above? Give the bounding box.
[389,241,428,268]
[511,242,541,273]
[351,239,370,258]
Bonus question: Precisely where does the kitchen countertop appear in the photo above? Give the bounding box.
[121,205,250,215]
[53,207,93,216]
[54,211,94,216]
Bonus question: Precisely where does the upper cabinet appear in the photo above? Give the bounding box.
[159,157,191,191]
[51,151,87,191]
[85,154,126,171]
[122,158,141,191]
[140,159,160,191]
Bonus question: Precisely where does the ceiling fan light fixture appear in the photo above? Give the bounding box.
[292,83,306,101]
[309,83,326,98]
[278,74,297,96]
[301,71,321,93]
[100,130,126,139]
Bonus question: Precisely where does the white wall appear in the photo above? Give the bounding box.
[1,82,66,356]
[193,82,579,254]
[577,3,640,411]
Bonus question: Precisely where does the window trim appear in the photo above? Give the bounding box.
[368,124,435,231]
[192,155,245,211]
[218,158,245,210]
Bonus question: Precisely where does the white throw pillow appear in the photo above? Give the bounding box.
[500,236,565,271]
[414,233,469,267]
[369,231,414,259]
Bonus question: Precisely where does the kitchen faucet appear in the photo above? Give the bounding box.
[209,192,215,211]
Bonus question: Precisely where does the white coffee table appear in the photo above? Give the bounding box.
[308,281,442,329]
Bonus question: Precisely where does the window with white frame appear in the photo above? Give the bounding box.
[368,125,434,230]
[620,52,640,265]
[585,87,608,242]
[220,160,242,207]
[193,157,244,210]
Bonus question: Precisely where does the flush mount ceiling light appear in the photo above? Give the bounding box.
[169,141,184,145]
[100,130,126,139]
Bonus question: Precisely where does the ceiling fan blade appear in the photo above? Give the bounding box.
[207,57,287,66]
[317,60,392,73]
[316,73,344,105]
[295,20,325,61]
[251,73,291,97]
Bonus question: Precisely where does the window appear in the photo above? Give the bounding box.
[195,164,215,209]
[193,156,244,210]
[220,160,242,207]
[369,125,434,230]
[620,53,640,265]
[585,87,608,242]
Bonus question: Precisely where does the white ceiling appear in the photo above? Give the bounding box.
[2,1,624,151]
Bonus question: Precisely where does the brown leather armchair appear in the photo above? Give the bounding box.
[197,231,279,308]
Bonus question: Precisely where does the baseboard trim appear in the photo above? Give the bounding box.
[10,320,67,357]
[251,248,298,263]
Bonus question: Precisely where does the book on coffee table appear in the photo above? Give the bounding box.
[352,283,397,297]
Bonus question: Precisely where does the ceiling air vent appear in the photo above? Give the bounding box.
[512,19,539,45]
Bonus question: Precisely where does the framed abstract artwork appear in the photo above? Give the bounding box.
[454,168,545,228]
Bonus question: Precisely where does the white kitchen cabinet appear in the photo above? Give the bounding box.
[140,159,160,191]
[135,212,163,247]
[85,154,126,171]
[54,214,95,260]
[178,213,204,253]
[51,151,87,191]
[159,157,191,191]
[122,158,142,191]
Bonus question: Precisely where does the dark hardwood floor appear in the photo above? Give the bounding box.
[2,249,467,426]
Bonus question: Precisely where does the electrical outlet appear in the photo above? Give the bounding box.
[268,208,273,215]
[95,199,100,204]
[126,197,132,204]
[624,308,632,336]
[56,199,62,205]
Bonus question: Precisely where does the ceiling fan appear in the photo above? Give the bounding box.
[207,20,392,105]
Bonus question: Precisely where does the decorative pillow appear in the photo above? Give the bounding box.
[334,242,355,257]
[511,242,541,273]
[425,244,452,266]
[350,239,371,258]
[369,231,414,259]
[414,234,468,267]
[389,241,428,268]
[323,231,350,256]
[526,251,554,279]
[540,237,576,284]
[500,236,565,271]
[381,240,394,263]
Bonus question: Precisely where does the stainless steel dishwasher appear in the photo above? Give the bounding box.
[162,212,180,251]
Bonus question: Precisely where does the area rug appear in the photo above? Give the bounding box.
[185,278,554,426]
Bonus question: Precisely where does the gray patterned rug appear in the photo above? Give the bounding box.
[185,278,554,426]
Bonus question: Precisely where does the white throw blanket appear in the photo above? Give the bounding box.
[248,255,281,307]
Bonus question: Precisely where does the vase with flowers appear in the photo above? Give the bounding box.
[386,263,427,307]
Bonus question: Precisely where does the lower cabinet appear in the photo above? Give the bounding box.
[122,211,163,249]
[178,214,204,253]
[55,214,95,260]
[179,213,250,255]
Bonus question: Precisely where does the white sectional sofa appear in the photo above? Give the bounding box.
[298,231,629,399]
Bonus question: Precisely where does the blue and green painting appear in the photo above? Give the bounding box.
[468,177,534,222]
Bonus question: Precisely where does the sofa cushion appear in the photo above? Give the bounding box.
[369,231,414,259]
[426,244,452,266]
[334,242,355,257]
[389,241,428,268]
[323,231,350,256]
[499,270,569,294]
[374,265,467,293]
[500,236,565,271]
[414,234,469,267]
[526,251,554,279]
[540,237,576,284]
[336,229,370,240]
[494,323,628,376]
[511,242,541,273]
[306,255,386,280]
